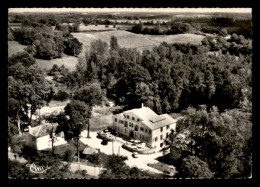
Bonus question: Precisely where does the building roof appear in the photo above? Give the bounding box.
[29,122,58,138]
[82,147,98,155]
[119,107,177,130]
[123,107,158,121]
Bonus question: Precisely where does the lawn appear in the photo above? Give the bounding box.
[89,105,120,131]
[8,41,27,57]
[144,33,205,45]
[8,41,78,72]
[89,114,113,131]
[36,54,78,72]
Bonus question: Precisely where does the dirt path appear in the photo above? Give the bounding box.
[67,161,105,177]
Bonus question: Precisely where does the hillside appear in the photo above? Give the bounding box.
[71,31,205,54]
[9,31,205,71]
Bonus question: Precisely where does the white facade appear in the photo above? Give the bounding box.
[112,106,177,151]
[24,123,67,150]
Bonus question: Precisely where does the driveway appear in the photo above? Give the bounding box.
[80,130,164,174]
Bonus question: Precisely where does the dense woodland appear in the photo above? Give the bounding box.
[8,13,252,179]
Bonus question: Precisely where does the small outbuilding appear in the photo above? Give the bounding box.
[82,147,100,155]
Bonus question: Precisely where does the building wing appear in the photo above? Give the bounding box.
[120,107,177,130]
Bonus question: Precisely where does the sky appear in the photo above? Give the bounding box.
[9,8,252,13]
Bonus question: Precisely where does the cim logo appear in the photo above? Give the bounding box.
[26,163,51,174]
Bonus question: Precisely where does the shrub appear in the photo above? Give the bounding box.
[8,52,36,67]
[54,90,70,101]
[63,149,73,162]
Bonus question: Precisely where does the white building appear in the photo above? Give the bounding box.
[24,121,67,150]
[112,105,177,151]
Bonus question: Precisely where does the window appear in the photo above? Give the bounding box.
[135,125,139,131]
[137,119,140,122]
[160,143,164,147]
[160,135,163,140]
[127,115,129,119]
[160,127,163,132]
[145,129,147,133]
[149,130,151,134]
[115,118,117,122]
[140,127,144,131]
[124,121,128,127]
[132,117,135,120]
[166,132,168,137]
[166,125,169,129]
[155,137,158,142]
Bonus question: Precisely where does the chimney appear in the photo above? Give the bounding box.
[141,103,144,108]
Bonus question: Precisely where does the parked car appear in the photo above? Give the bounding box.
[132,152,139,158]
[23,127,29,132]
[101,139,108,145]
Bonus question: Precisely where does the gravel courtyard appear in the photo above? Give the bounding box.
[80,130,165,174]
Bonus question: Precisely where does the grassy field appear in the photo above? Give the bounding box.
[79,24,116,32]
[36,54,78,72]
[72,30,205,54]
[8,41,27,57]
[8,41,78,71]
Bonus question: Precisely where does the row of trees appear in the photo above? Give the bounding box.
[129,18,252,38]
[130,22,197,35]
[62,36,251,114]
[9,24,82,59]
[201,34,252,56]
[8,59,54,133]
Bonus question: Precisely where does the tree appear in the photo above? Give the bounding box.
[170,22,194,34]
[8,52,36,67]
[64,100,91,162]
[131,23,143,33]
[100,154,129,178]
[63,36,83,56]
[10,135,26,160]
[181,156,213,179]
[8,76,31,134]
[110,36,119,51]
[73,82,105,107]
[87,153,100,177]
[172,106,251,178]
[44,112,60,156]
[63,149,73,163]
[8,27,14,41]
[8,119,19,145]
[73,82,105,138]
[13,26,37,45]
